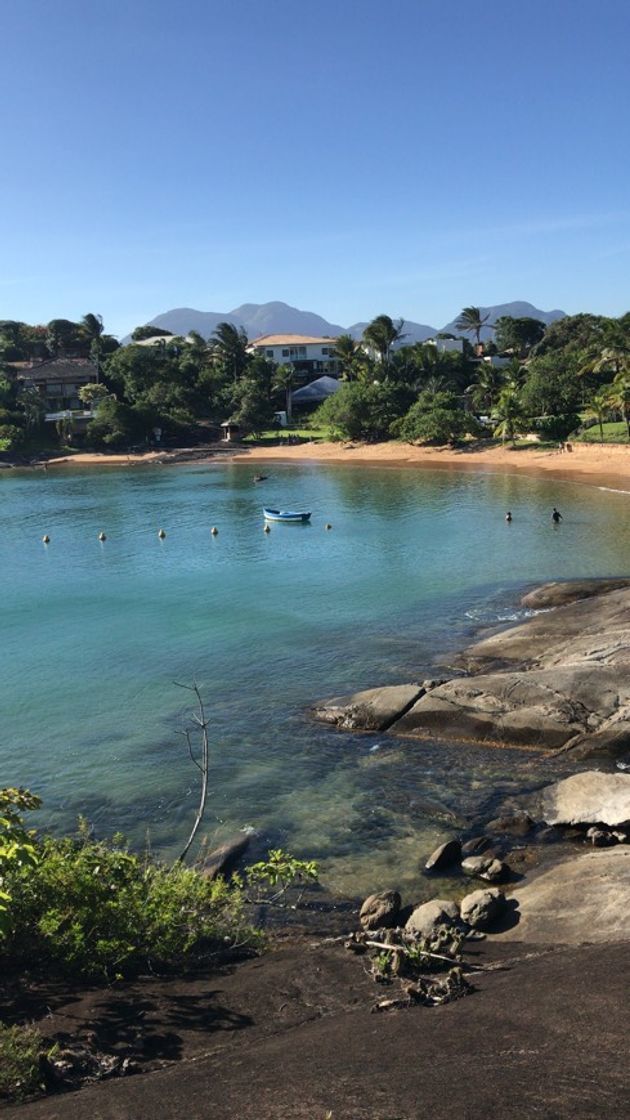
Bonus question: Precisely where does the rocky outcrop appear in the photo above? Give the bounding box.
[314,582,630,758]
[539,771,630,829]
[461,855,508,883]
[359,890,401,930]
[312,683,425,732]
[202,833,251,879]
[520,578,630,610]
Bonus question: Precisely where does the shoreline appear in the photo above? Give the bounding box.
[13,439,630,492]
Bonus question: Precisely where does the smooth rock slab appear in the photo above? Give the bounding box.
[312,684,424,732]
[405,899,459,939]
[540,771,630,828]
[520,579,630,610]
[496,848,630,944]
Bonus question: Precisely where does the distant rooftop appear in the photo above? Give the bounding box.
[249,334,338,347]
[16,358,98,383]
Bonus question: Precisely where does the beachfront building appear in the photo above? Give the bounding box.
[16,358,98,412]
[247,335,341,379]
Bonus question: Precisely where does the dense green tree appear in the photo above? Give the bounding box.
[584,390,613,443]
[46,318,81,357]
[607,371,630,438]
[494,316,546,356]
[467,363,506,413]
[455,306,491,348]
[396,390,480,444]
[520,352,583,418]
[531,313,610,358]
[314,381,408,442]
[131,325,174,341]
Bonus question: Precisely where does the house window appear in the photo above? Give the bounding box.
[298,347,306,356]
[46,383,63,396]
[321,348,330,355]
[266,350,274,358]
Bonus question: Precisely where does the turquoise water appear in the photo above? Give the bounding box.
[2,461,629,895]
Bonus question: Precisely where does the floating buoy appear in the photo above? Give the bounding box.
[158,529,166,539]
[98,532,107,541]
[263,524,271,533]
[42,534,50,544]
[325,523,332,530]
[210,526,218,536]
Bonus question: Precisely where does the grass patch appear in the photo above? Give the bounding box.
[574,421,630,444]
[0,1023,45,1101]
[244,426,330,443]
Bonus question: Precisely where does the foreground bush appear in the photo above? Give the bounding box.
[2,827,260,981]
[0,1023,44,1101]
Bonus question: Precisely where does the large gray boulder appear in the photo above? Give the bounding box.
[425,839,461,872]
[539,771,630,828]
[405,898,459,939]
[359,890,401,931]
[311,684,424,732]
[460,888,506,930]
[495,848,630,944]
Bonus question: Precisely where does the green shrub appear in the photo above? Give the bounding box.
[3,828,260,981]
[0,1023,44,1101]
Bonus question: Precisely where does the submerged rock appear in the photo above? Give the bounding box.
[540,771,630,829]
[424,839,462,872]
[405,898,460,939]
[461,836,492,857]
[202,833,251,880]
[520,578,630,610]
[359,890,401,930]
[312,683,425,732]
[486,811,534,837]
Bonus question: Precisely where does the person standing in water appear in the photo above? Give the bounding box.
[552,507,562,523]
[505,511,512,522]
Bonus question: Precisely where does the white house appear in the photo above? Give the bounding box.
[247,334,340,378]
[425,337,465,354]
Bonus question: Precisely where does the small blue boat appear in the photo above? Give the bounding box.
[263,507,311,523]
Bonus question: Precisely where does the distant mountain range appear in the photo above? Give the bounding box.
[132,300,566,345]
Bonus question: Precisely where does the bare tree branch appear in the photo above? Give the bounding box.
[174,681,210,863]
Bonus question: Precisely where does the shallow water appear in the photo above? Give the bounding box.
[1,461,629,896]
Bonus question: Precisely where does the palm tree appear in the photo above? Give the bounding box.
[80,313,105,381]
[211,322,249,381]
[333,334,361,380]
[493,386,524,446]
[468,363,506,413]
[584,390,611,443]
[273,364,296,421]
[455,306,491,349]
[607,372,630,439]
[362,315,405,369]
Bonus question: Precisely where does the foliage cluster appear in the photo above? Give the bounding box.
[0,1023,45,1101]
[1,815,259,981]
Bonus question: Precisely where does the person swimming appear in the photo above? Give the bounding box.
[505,511,512,522]
[552,507,562,523]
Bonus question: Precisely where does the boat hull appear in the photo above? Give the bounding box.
[263,508,311,523]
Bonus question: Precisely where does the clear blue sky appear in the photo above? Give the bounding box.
[2,0,629,337]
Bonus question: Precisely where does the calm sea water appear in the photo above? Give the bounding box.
[1,461,629,896]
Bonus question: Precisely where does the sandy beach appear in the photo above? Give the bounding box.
[38,439,630,492]
[232,439,630,492]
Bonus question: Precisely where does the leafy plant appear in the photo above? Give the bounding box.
[247,848,319,906]
[2,828,260,980]
[0,788,41,937]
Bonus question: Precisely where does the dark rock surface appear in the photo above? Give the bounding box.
[10,940,630,1120]
[312,683,424,731]
[521,578,630,610]
[202,833,252,880]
